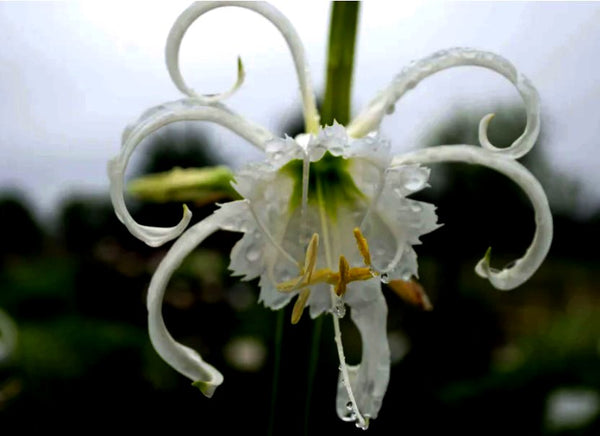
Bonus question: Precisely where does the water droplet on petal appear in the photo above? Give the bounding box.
[380,273,390,283]
[504,259,517,269]
[410,203,422,213]
[404,170,428,192]
[385,104,395,115]
[246,245,261,262]
[346,401,354,412]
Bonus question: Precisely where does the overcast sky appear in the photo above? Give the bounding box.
[1,1,599,220]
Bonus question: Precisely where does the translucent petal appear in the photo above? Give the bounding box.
[337,279,390,420]
[108,99,274,247]
[258,272,296,310]
[147,213,226,397]
[307,283,334,318]
[311,122,348,156]
[348,48,540,158]
[217,179,300,310]
[359,164,439,280]
[264,137,305,170]
[392,145,553,290]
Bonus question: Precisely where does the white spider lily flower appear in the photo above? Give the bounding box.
[108,1,552,429]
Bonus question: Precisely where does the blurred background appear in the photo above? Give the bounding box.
[1,2,599,434]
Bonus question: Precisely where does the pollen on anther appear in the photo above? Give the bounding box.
[303,233,319,283]
[335,255,350,296]
[291,288,311,324]
[353,227,371,267]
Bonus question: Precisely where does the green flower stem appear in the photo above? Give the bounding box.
[268,309,285,436]
[320,1,361,126]
[304,316,323,436]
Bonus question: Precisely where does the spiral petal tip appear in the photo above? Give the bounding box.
[192,379,220,398]
[475,246,493,277]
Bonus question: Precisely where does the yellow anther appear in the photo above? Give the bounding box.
[276,277,305,292]
[311,268,339,286]
[276,233,320,293]
[353,227,371,267]
[347,267,373,282]
[335,255,350,296]
[291,288,311,324]
[387,278,433,311]
[277,230,376,311]
[303,233,319,284]
[277,268,338,293]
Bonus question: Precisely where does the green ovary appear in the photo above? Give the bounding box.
[281,152,365,220]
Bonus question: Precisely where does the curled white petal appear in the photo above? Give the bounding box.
[147,213,224,397]
[108,99,275,247]
[167,1,320,132]
[348,48,540,159]
[392,145,553,290]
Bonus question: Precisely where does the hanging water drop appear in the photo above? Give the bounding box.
[355,418,370,430]
[333,298,346,318]
[380,273,390,283]
[346,401,354,412]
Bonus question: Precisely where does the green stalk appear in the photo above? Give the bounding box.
[304,2,361,434]
[303,316,323,436]
[267,309,285,436]
[320,1,361,126]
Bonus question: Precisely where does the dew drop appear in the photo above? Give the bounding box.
[329,144,345,155]
[504,259,517,269]
[380,273,390,283]
[385,104,395,115]
[346,401,354,411]
[401,271,412,281]
[180,99,197,108]
[405,174,427,191]
[341,411,356,422]
[333,299,346,318]
[245,245,261,262]
[410,203,422,213]
[355,419,370,430]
